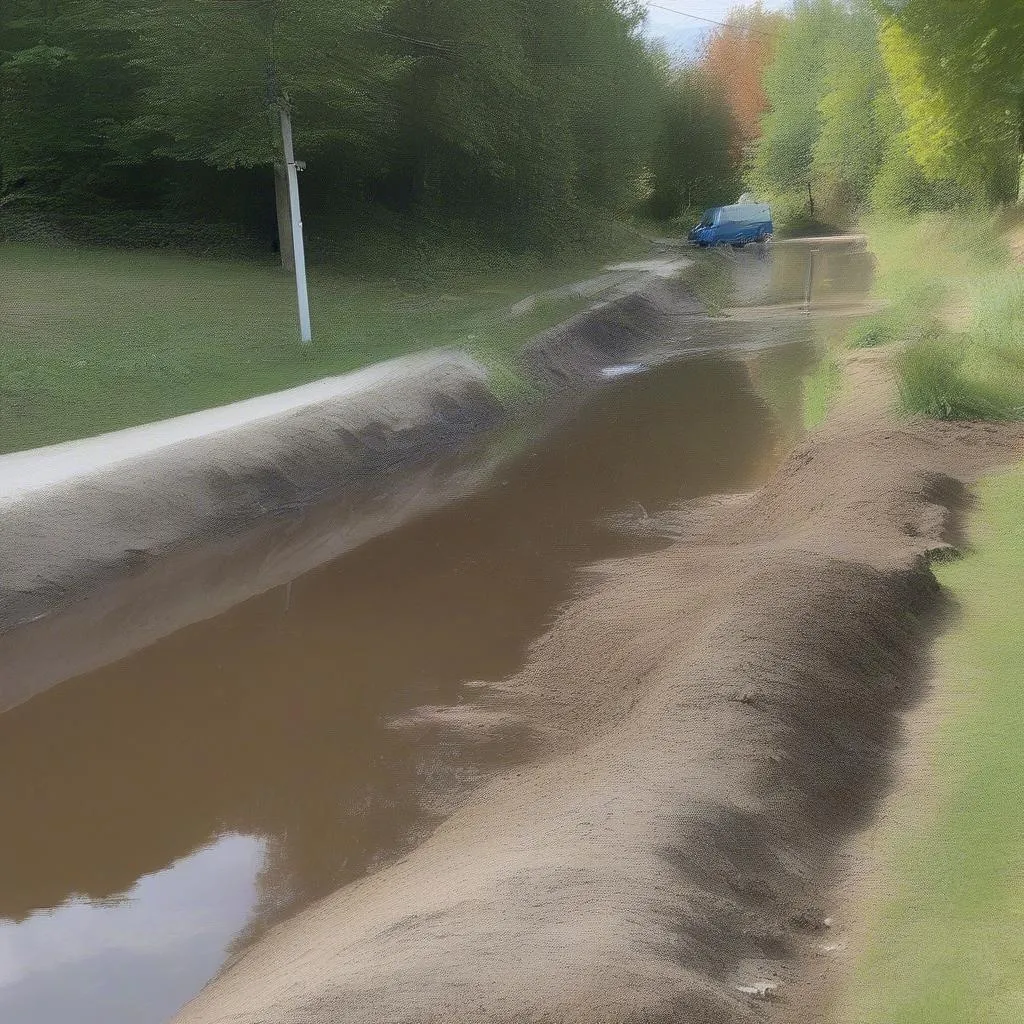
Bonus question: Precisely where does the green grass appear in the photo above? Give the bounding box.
[894,330,1024,420]
[802,350,844,430]
[847,310,947,350]
[857,212,1024,420]
[0,241,628,454]
[839,465,1024,1024]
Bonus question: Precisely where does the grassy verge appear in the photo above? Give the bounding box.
[853,213,1024,419]
[802,350,843,430]
[838,465,1024,1023]
[0,241,637,454]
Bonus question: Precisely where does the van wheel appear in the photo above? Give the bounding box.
[731,242,745,250]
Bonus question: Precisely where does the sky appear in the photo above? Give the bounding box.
[0,834,264,1024]
[643,0,790,57]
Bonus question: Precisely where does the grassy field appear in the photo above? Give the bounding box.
[838,465,1024,1023]
[852,213,1024,420]
[0,241,635,454]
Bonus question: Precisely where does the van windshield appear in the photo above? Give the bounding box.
[699,211,715,227]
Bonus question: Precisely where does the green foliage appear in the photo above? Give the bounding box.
[864,212,1007,316]
[748,0,906,228]
[0,1,145,195]
[868,87,958,213]
[2,0,706,254]
[874,0,1023,206]
[878,21,1017,207]
[130,0,395,172]
[894,330,1024,420]
[811,16,886,211]
[847,315,893,349]
[378,0,663,243]
[644,69,741,221]
[801,350,842,428]
[751,0,1020,226]
[857,213,1024,421]
[749,0,837,200]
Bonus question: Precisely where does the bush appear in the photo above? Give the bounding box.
[895,330,1024,420]
[848,316,893,348]
[760,190,838,237]
[0,205,268,258]
[861,213,1024,421]
[849,310,946,349]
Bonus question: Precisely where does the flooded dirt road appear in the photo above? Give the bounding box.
[0,244,872,1024]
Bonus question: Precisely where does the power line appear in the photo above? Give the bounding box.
[645,2,775,38]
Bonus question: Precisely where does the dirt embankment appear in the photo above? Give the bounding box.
[523,279,703,388]
[172,352,1022,1024]
[0,352,502,633]
[0,275,704,643]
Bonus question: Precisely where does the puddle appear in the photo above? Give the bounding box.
[0,243,874,1023]
[0,837,263,1024]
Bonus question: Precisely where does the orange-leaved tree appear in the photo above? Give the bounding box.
[699,3,785,161]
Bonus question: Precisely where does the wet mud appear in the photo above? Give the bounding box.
[172,356,1024,1024]
[0,242,907,1024]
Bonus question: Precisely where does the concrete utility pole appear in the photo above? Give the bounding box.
[279,102,312,344]
[273,159,295,272]
[803,248,818,313]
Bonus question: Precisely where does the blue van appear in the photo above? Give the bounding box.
[689,203,773,247]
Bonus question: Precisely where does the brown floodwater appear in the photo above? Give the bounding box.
[0,244,872,1024]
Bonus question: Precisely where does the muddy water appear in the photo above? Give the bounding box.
[0,246,871,1024]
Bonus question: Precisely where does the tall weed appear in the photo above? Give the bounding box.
[861,212,1024,420]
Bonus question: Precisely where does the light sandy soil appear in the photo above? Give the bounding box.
[172,350,1023,1024]
[0,351,503,636]
[0,351,488,504]
[1007,222,1024,264]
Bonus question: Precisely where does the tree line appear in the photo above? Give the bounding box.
[7,0,1010,259]
[727,0,1023,229]
[0,0,744,262]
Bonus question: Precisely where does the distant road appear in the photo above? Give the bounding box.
[772,234,867,245]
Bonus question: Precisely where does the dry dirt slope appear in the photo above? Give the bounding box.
[173,353,1022,1024]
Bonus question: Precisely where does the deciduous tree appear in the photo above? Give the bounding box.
[875,4,1021,204]
[645,69,740,221]
[699,3,784,158]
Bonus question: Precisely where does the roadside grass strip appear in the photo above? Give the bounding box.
[840,465,1024,1023]
[855,214,1024,421]
[0,243,601,454]
[802,350,843,430]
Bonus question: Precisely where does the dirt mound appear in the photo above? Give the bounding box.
[0,353,503,634]
[172,359,1022,1024]
[522,278,705,388]
[0,276,716,640]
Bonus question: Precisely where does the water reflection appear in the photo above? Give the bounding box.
[0,835,263,1024]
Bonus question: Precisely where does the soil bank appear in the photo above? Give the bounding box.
[171,350,1023,1023]
[0,341,815,1024]
[0,273,711,644]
